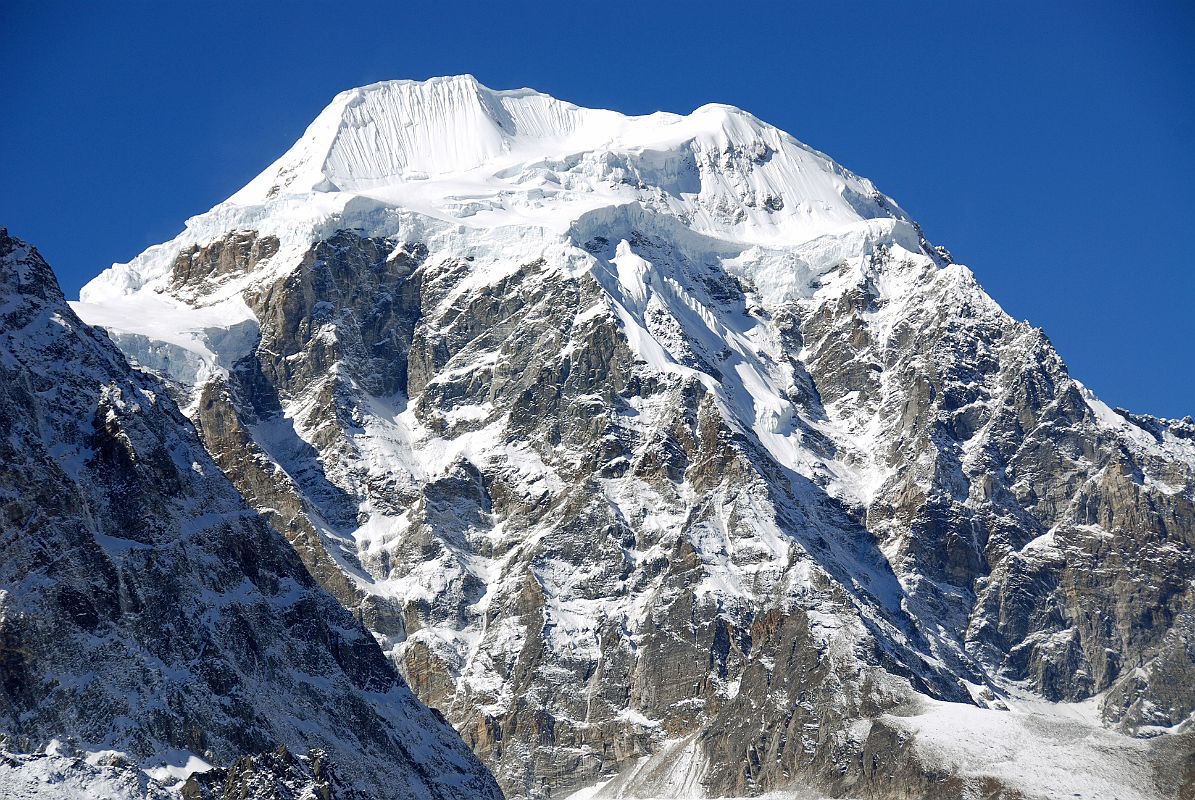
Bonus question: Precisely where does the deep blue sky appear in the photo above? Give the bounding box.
[2,1,1192,417]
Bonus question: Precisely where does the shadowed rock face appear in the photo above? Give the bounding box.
[146,218,1195,799]
[0,229,501,800]
[179,746,333,800]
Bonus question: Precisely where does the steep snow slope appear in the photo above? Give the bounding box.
[72,77,1195,799]
[0,229,501,799]
[79,75,905,305]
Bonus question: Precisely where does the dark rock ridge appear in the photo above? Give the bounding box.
[0,228,502,800]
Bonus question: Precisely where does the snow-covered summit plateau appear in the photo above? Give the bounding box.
[80,74,910,306]
[69,77,1195,799]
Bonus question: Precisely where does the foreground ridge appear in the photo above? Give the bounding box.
[0,228,501,799]
[72,77,1195,799]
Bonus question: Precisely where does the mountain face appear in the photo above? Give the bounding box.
[72,76,1195,799]
[0,229,502,799]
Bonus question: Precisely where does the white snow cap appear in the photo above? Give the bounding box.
[80,75,915,303]
[232,74,884,201]
[231,74,608,197]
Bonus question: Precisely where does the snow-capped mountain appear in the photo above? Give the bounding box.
[0,228,501,799]
[72,75,1195,798]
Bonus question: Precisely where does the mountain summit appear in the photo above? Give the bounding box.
[69,77,1195,799]
[79,75,908,307]
[222,73,900,242]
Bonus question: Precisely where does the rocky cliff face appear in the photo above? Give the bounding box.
[73,76,1195,799]
[0,228,501,799]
